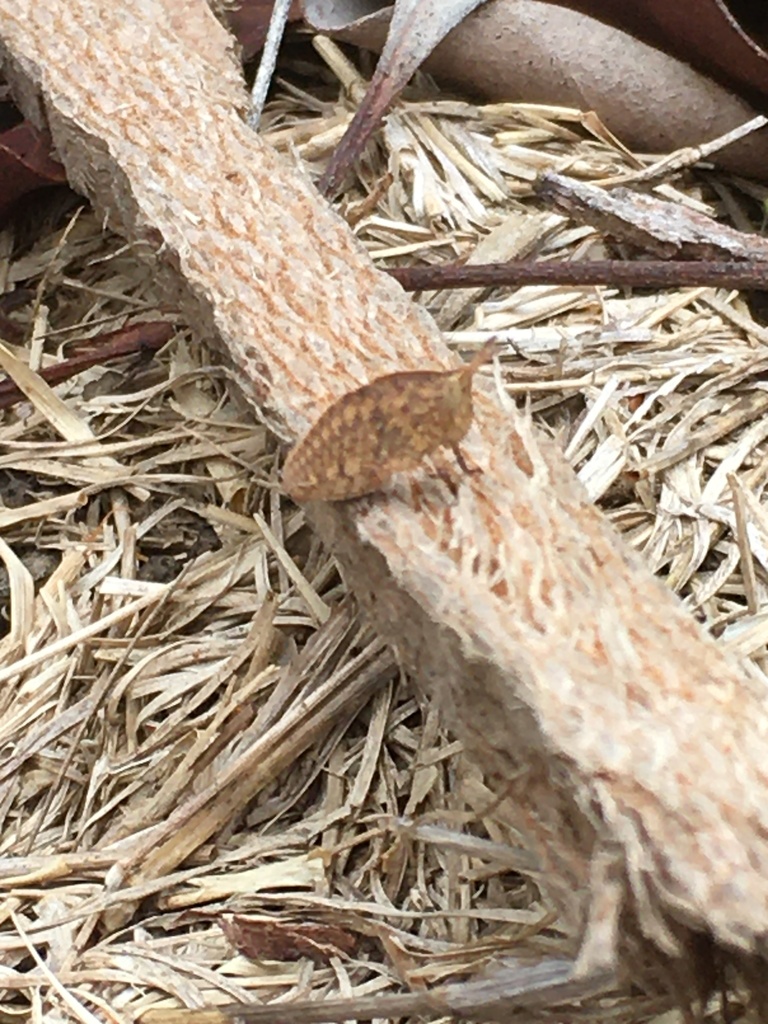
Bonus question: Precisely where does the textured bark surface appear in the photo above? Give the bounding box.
[2,0,768,992]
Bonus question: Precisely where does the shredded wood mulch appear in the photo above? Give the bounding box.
[1,39,767,1024]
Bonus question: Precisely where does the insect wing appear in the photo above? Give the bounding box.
[282,354,488,503]
[281,379,405,501]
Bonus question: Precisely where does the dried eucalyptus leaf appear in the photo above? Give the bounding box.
[303,0,489,193]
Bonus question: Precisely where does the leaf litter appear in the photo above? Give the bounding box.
[1,36,768,1024]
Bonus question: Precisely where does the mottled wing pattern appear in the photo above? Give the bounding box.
[364,370,466,458]
[281,371,447,501]
[282,342,496,502]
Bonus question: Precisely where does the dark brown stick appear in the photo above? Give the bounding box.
[0,320,174,409]
[387,259,768,292]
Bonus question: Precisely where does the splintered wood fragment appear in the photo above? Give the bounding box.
[535,170,768,261]
[281,340,496,501]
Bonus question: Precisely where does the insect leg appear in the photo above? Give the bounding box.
[452,442,482,475]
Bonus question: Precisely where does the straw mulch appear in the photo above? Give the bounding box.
[1,37,767,1024]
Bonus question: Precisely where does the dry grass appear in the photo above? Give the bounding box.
[1,35,767,1024]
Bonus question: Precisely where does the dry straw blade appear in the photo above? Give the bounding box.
[139,956,611,1024]
[281,340,497,501]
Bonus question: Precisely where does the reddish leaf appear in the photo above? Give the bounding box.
[221,914,358,963]
[226,0,304,60]
[0,120,66,223]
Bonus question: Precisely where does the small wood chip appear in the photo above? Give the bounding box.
[281,341,496,501]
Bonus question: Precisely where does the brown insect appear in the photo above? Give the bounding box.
[282,340,497,502]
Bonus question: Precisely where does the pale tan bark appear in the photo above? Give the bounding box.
[1,0,767,992]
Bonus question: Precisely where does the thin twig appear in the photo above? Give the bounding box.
[247,0,293,130]
[598,114,768,187]
[387,259,768,292]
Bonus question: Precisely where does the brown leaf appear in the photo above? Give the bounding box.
[0,120,67,224]
[221,914,358,964]
[557,0,768,109]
